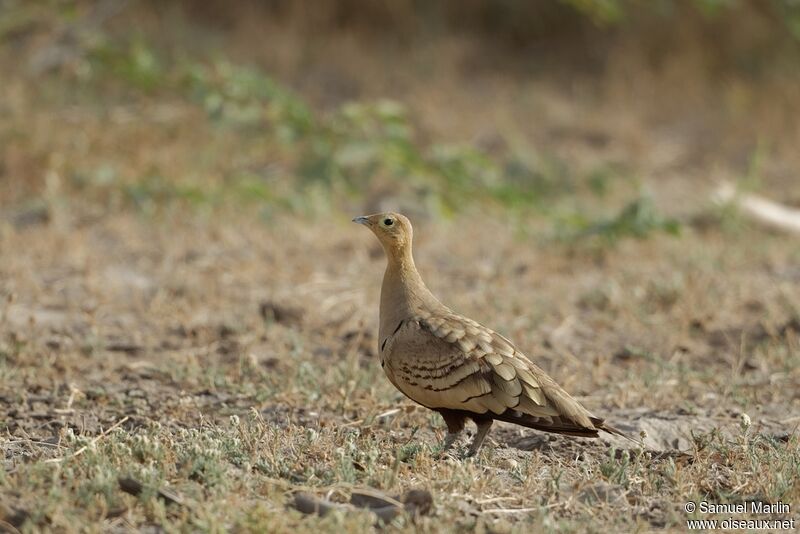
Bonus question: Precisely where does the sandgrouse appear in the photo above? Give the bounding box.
[354,212,625,456]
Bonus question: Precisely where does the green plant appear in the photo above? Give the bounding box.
[560,195,681,243]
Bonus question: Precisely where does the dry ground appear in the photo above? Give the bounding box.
[2,2,800,532]
[2,209,799,532]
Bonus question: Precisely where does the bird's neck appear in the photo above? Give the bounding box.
[379,246,441,342]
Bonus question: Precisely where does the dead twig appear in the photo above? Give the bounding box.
[118,477,185,506]
[291,488,432,523]
[44,416,129,464]
[480,507,540,514]
[714,182,800,234]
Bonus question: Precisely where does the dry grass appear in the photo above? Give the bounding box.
[2,3,800,532]
[2,209,799,531]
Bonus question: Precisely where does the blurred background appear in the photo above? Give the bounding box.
[3,4,800,530]
[2,0,799,228]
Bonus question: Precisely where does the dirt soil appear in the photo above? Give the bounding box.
[2,209,799,531]
[2,2,800,532]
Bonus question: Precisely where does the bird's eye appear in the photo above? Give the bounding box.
[383,218,394,226]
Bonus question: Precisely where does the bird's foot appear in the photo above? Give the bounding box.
[435,448,461,461]
[434,431,462,459]
[462,447,480,459]
[463,420,493,458]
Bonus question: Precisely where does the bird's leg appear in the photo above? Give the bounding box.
[465,418,493,457]
[442,430,460,451]
[438,410,466,453]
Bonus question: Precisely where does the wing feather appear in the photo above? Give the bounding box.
[381,312,602,435]
[483,352,503,366]
[490,376,521,408]
[494,375,522,397]
[492,361,517,381]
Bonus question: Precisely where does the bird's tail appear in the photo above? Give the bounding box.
[594,418,640,444]
[492,410,639,443]
[492,410,601,438]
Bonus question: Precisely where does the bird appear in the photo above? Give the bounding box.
[353,212,627,457]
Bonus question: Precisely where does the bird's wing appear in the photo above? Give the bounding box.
[382,311,607,435]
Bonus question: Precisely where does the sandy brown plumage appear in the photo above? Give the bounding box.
[354,212,626,456]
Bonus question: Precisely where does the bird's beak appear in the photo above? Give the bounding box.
[352,215,370,225]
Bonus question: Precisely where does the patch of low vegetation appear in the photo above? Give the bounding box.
[3,5,679,238]
[2,207,798,531]
[557,195,682,244]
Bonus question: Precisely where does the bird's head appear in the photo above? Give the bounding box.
[352,212,413,256]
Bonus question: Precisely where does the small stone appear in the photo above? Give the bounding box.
[498,457,518,470]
